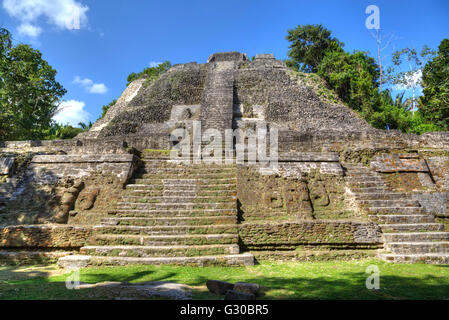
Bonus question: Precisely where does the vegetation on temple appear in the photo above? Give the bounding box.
[286,23,448,134]
[126,61,172,86]
[0,23,448,141]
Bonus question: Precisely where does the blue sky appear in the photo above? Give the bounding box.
[1,0,448,126]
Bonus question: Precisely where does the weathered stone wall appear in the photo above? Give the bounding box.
[97,63,207,138]
[239,221,382,250]
[426,156,449,190]
[237,153,357,222]
[0,225,91,248]
[368,152,449,218]
[234,60,375,134]
[412,193,449,216]
[27,154,138,185]
[0,154,138,226]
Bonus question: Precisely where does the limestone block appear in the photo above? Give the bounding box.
[371,154,429,173]
[77,188,100,210]
[224,289,255,300]
[206,280,234,295]
[279,152,339,162]
[234,282,260,296]
[309,181,330,207]
[0,157,14,176]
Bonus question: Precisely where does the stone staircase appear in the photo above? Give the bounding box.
[200,60,235,131]
[59,153,254,268]
[344,163,449,264]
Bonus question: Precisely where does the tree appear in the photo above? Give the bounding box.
[369,29,395,92]
[0,27,66,141]
[78,122,93,131]
[286,24,344,73]
[42,123,83,140]
[389,46,435,113]
[127,61,171,86]
[419,39,449,130]
[317,50,380,118]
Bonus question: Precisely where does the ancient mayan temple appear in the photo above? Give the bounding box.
[0,52,448,267]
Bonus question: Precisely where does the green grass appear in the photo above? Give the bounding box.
[0,259,448,300]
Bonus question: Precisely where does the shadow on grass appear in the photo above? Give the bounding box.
[1,263,448,300]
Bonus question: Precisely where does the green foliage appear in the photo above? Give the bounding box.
[126,61,171,86]
[99,99,117,119]
[387,46,436,111]
[290,24,443,134]
[419,39,449,130]
[317,50,380,118]
[0,28,66,141]
[43,123,82,140]
[286,24,344,73]
[368,90,439,134]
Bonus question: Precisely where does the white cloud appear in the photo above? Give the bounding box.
[394,69,423,90]
[2,0,89,38]
[73,76,108,94]
[149,61,162,68]
[53,99,90,126]
[89,83,108,94]
[17,23,42,38]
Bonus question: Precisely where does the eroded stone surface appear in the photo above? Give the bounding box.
[77,281,192,300]
[371,154,429,173]
[206,280,234,295]
[0,157,14,176]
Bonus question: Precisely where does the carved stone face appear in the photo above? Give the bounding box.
[180,108,192,120]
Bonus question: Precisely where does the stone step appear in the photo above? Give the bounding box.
[385,241,449,254]
[117,202,236,210]
[101,216,237,226]
[342,164,369,169]
[114,208,237,217]
[137,167,237,174]
[125,184,236,191]
[80,244,239,257]
[365,207,425,215]
[58,253,255,268]
[354,193,411,200]
[379,223,445,233]
[345,171,379,176]
[383,232,449,242]
[123,189,236,197]
[93,224,238,236]
[135,173,237,179]
[378,253,449,264]
[165,190,236,196]
[131,178,236,185]
[350,187,389,193]
[369,215,435,224]
[120,196,236,204]
[0,251,73,264]
[358,199,420,207]
[349,181,387,188]
[141,159,236,165]
[89,233,239,246]
[346,176,383,182]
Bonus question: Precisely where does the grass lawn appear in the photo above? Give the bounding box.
[0,259,448,300]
